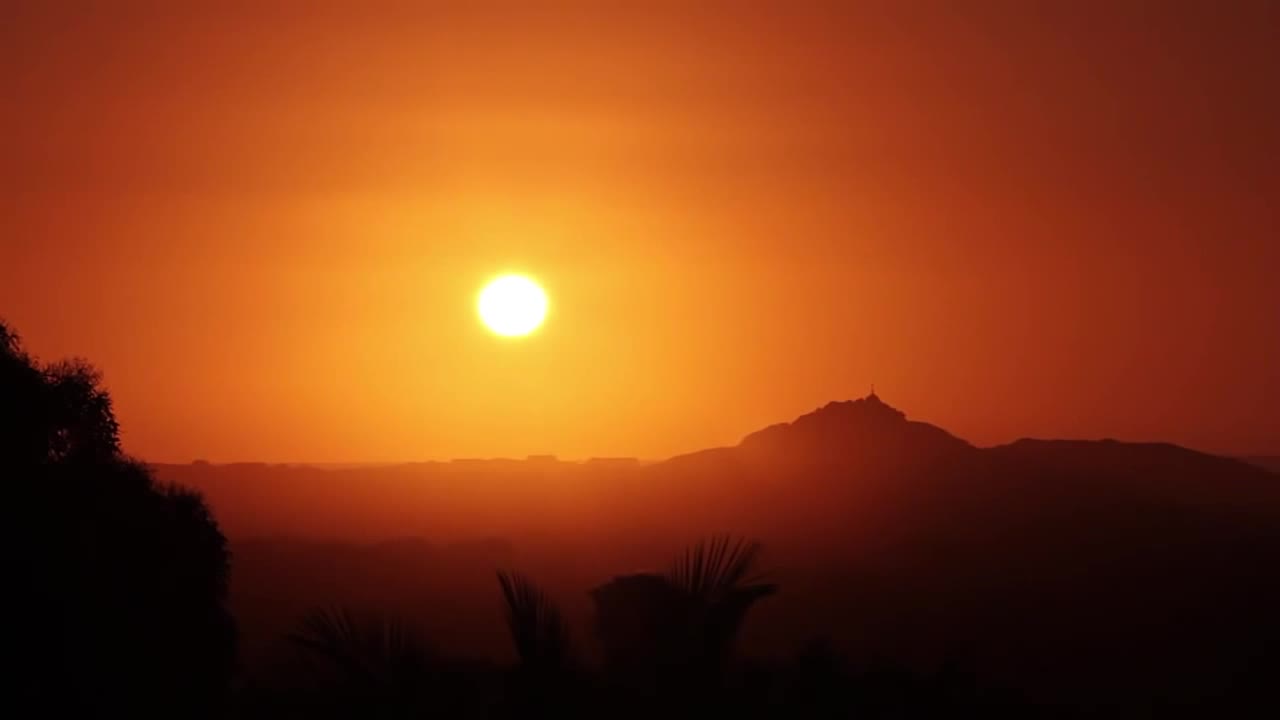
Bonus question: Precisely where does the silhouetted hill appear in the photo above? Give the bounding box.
[739,393,973,464]
[154,395,1277,552]
[982,438,1277,510]
[1244,455,1280,473]
[154,395,1280,713]
[639,399,1280,711]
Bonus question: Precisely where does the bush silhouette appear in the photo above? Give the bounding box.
[4,320,235,717]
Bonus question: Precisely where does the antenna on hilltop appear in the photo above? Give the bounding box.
[870,383,877,398]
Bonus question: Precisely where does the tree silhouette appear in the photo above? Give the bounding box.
[496,571,571,674]
[4,319,235,717]
[591,536,777,705]
[496,570,576,715]
[289,606,433,685]
[666,535,777,672]
[283,606,435,718]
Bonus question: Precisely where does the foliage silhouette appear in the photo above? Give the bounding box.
[289,606,434,685]
[42,358,120,463]
[280,606,442,718]
[589,535,777,710]
[1,325,119,464]
[496,570,571,674]
[495,570,578,716]
[4,319,235,717]
[666,535,777,671]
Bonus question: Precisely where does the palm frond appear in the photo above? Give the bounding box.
[496,570,570,672]
[287,606,430,683]
[666,535,771,601]
[664,536,778,674]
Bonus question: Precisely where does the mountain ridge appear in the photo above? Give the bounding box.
[150,393,1274,474]
[150,394,1280,709]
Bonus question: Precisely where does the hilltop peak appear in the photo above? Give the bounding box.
[820,391,905,421]
[743,392,909,442]
[737,393,971,465]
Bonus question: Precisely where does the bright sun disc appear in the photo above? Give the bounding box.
[477,274,548,337]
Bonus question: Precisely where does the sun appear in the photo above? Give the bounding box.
[477,274,548,337]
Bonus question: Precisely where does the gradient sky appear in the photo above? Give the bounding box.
[3,2,1277,462]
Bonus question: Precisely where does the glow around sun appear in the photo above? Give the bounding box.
[477,274,548,337]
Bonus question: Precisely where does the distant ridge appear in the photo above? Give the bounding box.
[162,395,1271,472]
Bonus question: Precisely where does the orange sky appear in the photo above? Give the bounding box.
[3,2,1277,462]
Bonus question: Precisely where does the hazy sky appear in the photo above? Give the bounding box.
[3,2,1277,461]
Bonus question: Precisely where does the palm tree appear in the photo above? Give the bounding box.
[591,536,777,700]
[287,605,434,715]
[665,536,777,679]
[495,571,577,715]
[495,571,571,675]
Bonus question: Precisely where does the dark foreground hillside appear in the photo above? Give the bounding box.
[1246,455,1280,473]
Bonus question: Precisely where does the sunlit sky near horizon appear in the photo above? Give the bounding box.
[2,2,1277,462]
